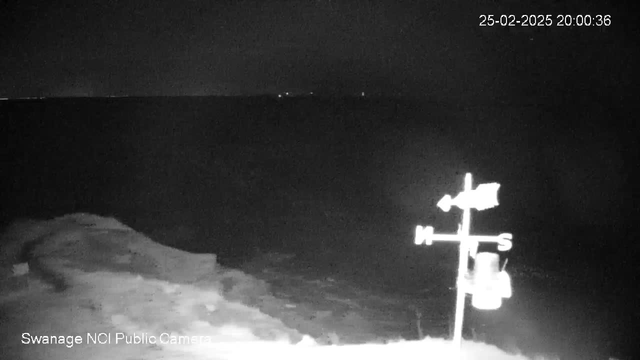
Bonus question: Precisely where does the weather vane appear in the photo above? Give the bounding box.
[414,173,513,352]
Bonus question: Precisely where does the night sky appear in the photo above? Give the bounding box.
[1,0,637,101]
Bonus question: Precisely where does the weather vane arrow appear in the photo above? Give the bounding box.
[436,182,501,212]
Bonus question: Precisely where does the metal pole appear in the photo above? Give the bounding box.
[452,173,473,350]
